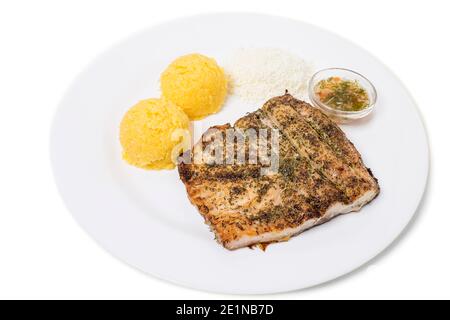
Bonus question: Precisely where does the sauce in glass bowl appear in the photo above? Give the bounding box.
[309,68,377,123]
[314,77,369,112]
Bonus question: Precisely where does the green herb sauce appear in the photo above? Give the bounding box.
[315,77,369,111]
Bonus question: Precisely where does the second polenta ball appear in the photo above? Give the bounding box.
[120,98,190,170]
[160,54,227,120]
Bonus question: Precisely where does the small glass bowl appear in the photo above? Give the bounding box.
[308,68,377,123]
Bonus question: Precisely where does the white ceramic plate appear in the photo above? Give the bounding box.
[51,13,429,294]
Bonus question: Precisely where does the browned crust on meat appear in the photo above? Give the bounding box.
[178,94,380,249]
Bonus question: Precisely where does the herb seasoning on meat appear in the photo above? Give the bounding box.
[178,93,380,250]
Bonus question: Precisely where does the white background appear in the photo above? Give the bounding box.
[0,0,448,300]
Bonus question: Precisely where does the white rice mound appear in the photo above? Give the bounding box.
[225,48,314,104]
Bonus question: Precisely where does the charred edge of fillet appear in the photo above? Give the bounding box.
[178,162,192,183]
[366,167,377,180]
[366,167,381,197]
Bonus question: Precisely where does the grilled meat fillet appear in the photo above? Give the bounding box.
[178,94,379,250]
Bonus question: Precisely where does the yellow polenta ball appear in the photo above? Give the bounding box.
[120,98,190,170]
[160,54,227,120]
